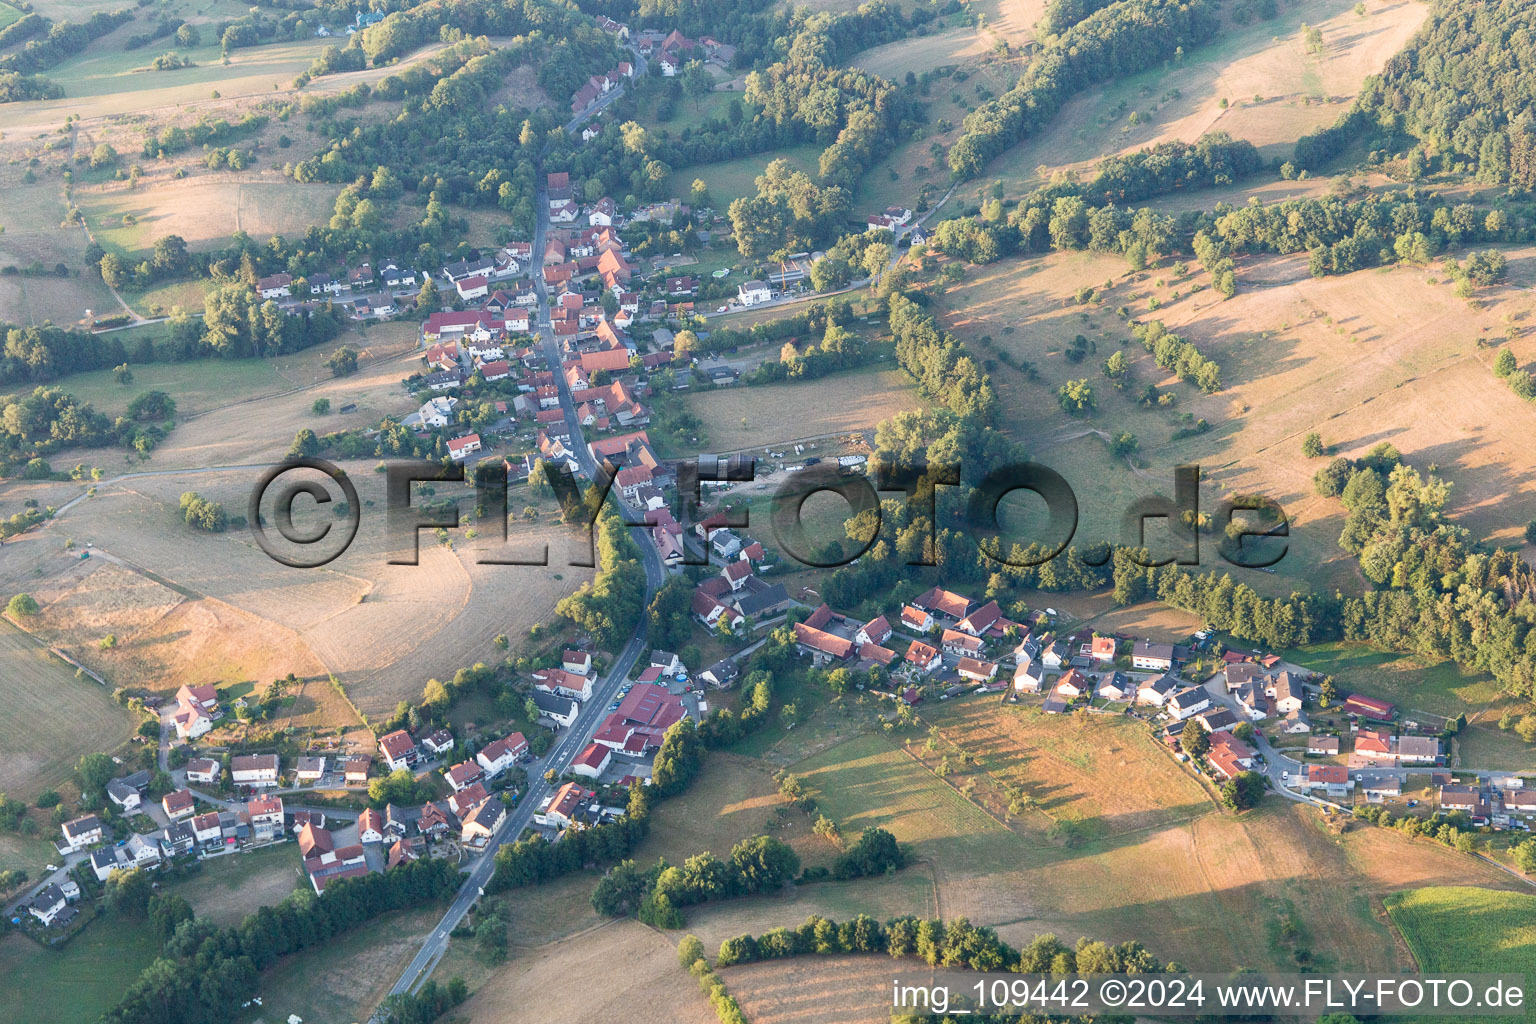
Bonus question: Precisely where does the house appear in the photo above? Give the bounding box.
[1013,659,1044,693]
[1166,687,1212,720]
[61,814,103,851]
[700,659,739,689]
[1137,673,1181,706]
[1355,729,1394,760]
[1193,707,1239,733]
[857,644,897,670]
[900,605,933,633]
[571,743,612,779]
[1131,640,1174,672]
[1396,736,1442,765]
[231,754,279,788]
[185,758,221,785]
[298,822,334,859]
[444,761,484,792]
[1054,668,1089,699]
[462,798,508,845]
[257,273,292,300]
[1303,764,1353,796]
[448,783,489,818]
[735,582,792,619]
[1043,695,1070,714]
[562,649,593,676]
[537,782,594,828]
[90,848,121,881]
[1344,693,1396,720]
[1090,635,1117,663]
[1362,776,1402,802]
[956,601,1004,638]
[28,884,68,927]
[378,730,419,771]
[592,683,688,754]
[136,828,174,862]
[533,667,595,701]
[447,434,483,461]
[246,795,284,837]
[107,771,148,812]
[1209,731,1256,768]
[357,807,385,844]
[304,844,370,893]
[192,811,222,847]
[1267,671,1304,715]
[1039,637,1067,670]
[416,729,454,758]
[161,790,195,820]
[905,641,943,674]
[417,801,453,840]
[1280,707,1312,733]
[793,622,853,663]
[1206,744,1246,781]
[342,755,371,784]
[914,587,970,621]
[957,658,998,683]
[940,628,984,658]
[1439,785,1485,815]
[1223,662,1263,692]
[171,691,215,740]
[418,395,458,427]
[532,690,579,727]
[1097,673,1136,701]
[294,756,326,783]
[477,732,529,777]
[1307,735,1341,757]
[737,280,771,306]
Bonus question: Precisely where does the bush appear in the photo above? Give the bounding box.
[6,593,39,616]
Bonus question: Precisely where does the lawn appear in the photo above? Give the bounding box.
[0,922,161,1024]
[78,181,343,260]
[51,356,287,418]
[666,142,825,212]
[172,843,302,926]
[1283,642,1503,718]
[0,618,135,800]
[0,3,21,30]
[1385,886,1536,1017]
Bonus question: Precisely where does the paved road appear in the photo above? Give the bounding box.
[384,56,666,997]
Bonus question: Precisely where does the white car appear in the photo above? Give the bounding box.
[716,305,728,313]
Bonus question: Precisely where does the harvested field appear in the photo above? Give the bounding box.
[78,180,343,257]
[681,368,924,450]
[458,919,716,1024]
[724,954,899,1024]
[0,616,135,799]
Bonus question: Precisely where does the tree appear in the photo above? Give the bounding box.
[416,277,440,312]
[677,933,706,969]
[1514,838,1536,875]
[1495,348,1518,378]
[287,428,320,458]
[312,398,331,415]
[6,593,38,617]
[1057,378,1095,415]
[862,242,893,286]
[682,61,712,111]
[328,345,359,377]
[1515,715,1536,744]
[1302,432,1324,457]
[1182,726,1211,759]
[90,143,118,170]
[176,23,200,46]
[105,867,153,916]
[1319,676,1338,707]
[1525,520,1536,545]
[1220,770,1265,811]
[77,751,116,794]
[113,363,133,385]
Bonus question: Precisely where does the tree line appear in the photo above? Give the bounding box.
[948,0,1219,178]
[97,858,460,1024]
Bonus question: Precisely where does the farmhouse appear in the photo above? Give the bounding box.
[231,754,279,788]
[913,586,969,621]
[855,615,892,646]
[956,601,1004,637]
[793,622,854,663]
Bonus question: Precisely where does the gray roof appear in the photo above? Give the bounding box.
[532,690,577,716]
[734,582,789,617]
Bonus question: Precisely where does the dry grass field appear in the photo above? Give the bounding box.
[681,368,924,451]
[783,719,1520,975]
[0,617,134,799]
[0,159,126,325]
[173,844,302,926]
[635,752,836,870]
[458,920,717,1024]
[964,0,1427,203]
[78,180,344,257]
[932,243,1536,593]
